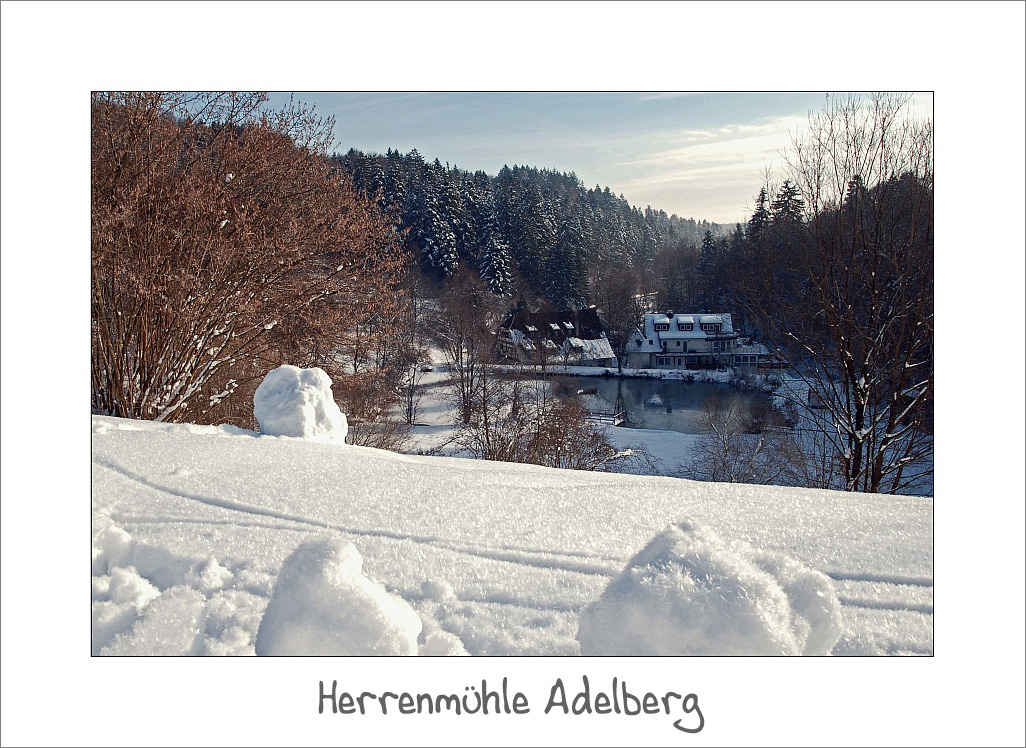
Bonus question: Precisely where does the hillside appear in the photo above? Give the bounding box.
[92,415,933,657]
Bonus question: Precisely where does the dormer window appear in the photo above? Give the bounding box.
[701,323,720,333]
[654,323,669,332]
[678,323,693,331]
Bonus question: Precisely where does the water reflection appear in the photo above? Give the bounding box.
[547,375,783,435]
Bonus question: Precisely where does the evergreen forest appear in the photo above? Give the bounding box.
[334,148,725,310]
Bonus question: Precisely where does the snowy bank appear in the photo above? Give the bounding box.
[501,363,737,383]
[91,414,933,656]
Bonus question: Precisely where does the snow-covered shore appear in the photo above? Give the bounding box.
[498,362,740,382]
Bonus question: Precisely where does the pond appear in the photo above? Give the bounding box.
[545,374,785,435]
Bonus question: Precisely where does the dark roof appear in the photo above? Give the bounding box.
[501,308,606,340]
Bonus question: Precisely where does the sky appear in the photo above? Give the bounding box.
[266,91,933,225]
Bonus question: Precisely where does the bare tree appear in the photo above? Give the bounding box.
[91,92,409,426]
[396,270,434,426]
[592,265,649,372]
[679,393,791,485]
[432,268,505,423]
[737,93,934,494]
[455,370,636,472]
[454,365,533,462]
[525,397,634,471]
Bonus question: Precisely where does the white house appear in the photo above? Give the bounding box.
[624,312,774,370]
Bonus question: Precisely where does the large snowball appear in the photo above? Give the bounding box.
[577,520,842,656]
[253,365,348,442]
[254,538,421,656]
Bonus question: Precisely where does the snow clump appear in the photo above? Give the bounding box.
[254,537,421,656]
[577,519,842,656]
[253,365,348,442]
[92,519,135,575]
[418,629,470,656]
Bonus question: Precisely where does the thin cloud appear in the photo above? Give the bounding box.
[613,114,811,169]
[636,92,707,101]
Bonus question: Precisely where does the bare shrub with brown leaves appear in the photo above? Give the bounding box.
[92,92,410,430]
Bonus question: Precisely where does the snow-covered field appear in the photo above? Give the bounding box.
[91,408,933,657]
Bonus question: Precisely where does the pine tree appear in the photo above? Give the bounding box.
[478,222,513,296]
[697,229,718,308]
[546,213,589,309]
[770,179,805,225]
[470,171,513,295]
[748,187,771,245]
[418,161,459,278]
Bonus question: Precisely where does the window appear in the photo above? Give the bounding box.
[655,323,669,332]
[701,323,720,333]
[677,323,693,331]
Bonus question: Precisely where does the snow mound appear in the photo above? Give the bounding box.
[92,522,133,575]
[184,557,235,594]
[421,579,457,603]
[100,586,208,655]
[254,538,421,656]
[750,548,843,655]
[253,365,348,442]
[108,566,161,609]
[577,520,842,655]
[418,628,469,656]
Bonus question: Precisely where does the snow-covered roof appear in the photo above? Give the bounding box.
[549,323,561,331]
[507,329,536,350]
[564,336,615,362]
[642,312,735,340]
[563,321,575,330]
